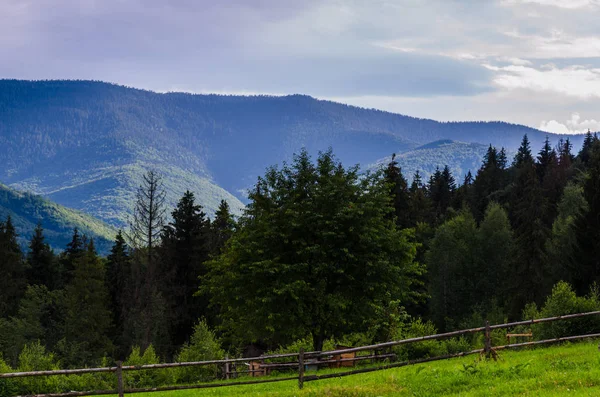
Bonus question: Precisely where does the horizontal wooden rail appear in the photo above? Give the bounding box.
[4,311,600,396]
[319,310,600,357]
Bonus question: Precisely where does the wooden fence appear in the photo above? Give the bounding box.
[2,310,600,397]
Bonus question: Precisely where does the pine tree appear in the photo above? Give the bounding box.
[508,144,550,317]
[384,154,411,229]
[513,134,534,167]
[60,228,85,286]
[573,140,600,293]
[0,216,26,317]
[160,190,210,349]
[106,230,130,355]
[62,246,113,367]
[408,171,431,226]
[578,130,595,165]
[26,224,58,290]
[210,199,235,256]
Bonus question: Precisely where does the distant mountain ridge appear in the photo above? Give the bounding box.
[0,183,116,254]
[0,79,583,226]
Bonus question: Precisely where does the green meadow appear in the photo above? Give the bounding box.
[127,340,600,397]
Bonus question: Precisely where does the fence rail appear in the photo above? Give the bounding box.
[3,311,600,396]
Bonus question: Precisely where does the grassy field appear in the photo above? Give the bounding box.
[123,341,600,397]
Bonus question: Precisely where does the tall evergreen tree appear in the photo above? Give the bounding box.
[408,171,431,226]
[578,130,595,166]
[0,216,26,317]
[210,199,236,256]
[26,224,58,289]
[513,134,534,167]
[160,190,210,349]
[106,230,130,356]
[384,154,411,229]
[573,140,600,293]
[508,137,550,317]
[61,241,113,367]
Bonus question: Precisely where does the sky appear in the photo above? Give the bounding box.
[2,0,600,134]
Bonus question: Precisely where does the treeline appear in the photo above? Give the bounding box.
[1,132,600,373]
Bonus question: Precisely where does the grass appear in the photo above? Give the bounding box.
[124,341,600,396]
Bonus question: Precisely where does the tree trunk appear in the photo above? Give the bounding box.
[312,332,324,352]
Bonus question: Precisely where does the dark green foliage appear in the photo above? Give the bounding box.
[174,320,224,383]
[209,200,235,256]
[106,230,131,357]
[204,149,421,351]
[573,140,600,293]
[26,224,59,290]
[523,281,600,340]
[160,191,210,350]
[60,244,113,367]
[0,216,26,318]
[384,154,411,229]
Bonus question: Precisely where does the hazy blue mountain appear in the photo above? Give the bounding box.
[0,183,116,254]
[0,80,583,226]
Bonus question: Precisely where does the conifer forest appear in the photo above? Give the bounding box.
[2,132,600,382]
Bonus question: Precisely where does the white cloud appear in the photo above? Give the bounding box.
[540,113,600,134]
[485,64,600,99]
[502,0,599,8]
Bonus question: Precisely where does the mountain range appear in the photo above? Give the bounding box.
[0,79,585,243]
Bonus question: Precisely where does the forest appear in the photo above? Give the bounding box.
[1,131,600,384]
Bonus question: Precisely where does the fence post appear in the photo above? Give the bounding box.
[298,348,305,389]
[224,355,230,380]
[116,360,124,397]
[484,320,491,358]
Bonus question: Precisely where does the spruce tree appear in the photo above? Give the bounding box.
[106,230,130,355]
[408,171,431,226]
[508,138,550,317]
[384,154,411,229]
[61,241,113,367]
[26,224,58,289]
[210,199,235,256]
[160,190,210,349]
[0,216,26,317]
[573,140,600,293]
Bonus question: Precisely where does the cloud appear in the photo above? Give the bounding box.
[484,64,600,99]
[540,113,600,134]
[502,0,599,8]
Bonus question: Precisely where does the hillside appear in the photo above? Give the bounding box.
[0,79,582,226]
[0,183,116,254]
[369,140,498,181]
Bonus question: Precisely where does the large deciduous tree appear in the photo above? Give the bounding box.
[204,149,421,351]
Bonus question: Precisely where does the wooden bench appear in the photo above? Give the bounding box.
[506,331,533,344]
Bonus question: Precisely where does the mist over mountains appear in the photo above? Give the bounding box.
[0,79,584,230]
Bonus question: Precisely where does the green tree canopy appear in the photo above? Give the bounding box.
[204,149,421,351]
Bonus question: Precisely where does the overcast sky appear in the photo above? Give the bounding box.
[2,0,600,134]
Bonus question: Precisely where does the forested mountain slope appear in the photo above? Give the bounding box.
[0,79,581,226]
[0,183,116,253]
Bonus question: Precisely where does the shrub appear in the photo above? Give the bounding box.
[173,320,224,384]
[523,281,600,340]
[124,345,170,388]
[15,341,62,395]
[0,355,17,397]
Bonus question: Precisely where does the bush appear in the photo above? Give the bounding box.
[523,281,600,340]
[15,341,63,395]
[391,318,476,360]
[124,345,170,388]
[0,355,17,397]
[173,320,224,384]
